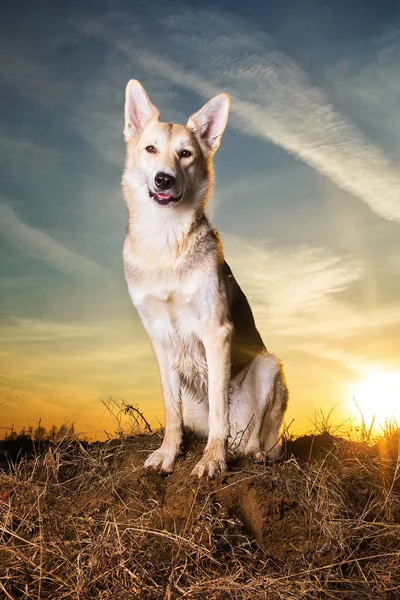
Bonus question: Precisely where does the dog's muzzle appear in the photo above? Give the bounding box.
[150,171,182,206]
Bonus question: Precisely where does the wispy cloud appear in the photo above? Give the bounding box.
[141,57,400,223]
[0,29,184,169]
[223,233,363,331]
[0,315,158,431]
[327,28,400,162]
[223,233,400,374]
[4,6,400,222]
[0,126,59,178]
[81,6,400,222]
[0,201,108,280]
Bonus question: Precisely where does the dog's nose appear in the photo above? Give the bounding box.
[154,172,176,190]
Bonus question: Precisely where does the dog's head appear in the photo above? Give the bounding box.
[122,80,230,209]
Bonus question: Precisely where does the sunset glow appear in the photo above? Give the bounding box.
[350,371,400,428]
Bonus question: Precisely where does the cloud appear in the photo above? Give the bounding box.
[79,6,400,222]
[0,28,185,169]
[223,233,363,329]
[222,233,400,374]
[0,315,157,426]
[4,6,400,224]
[0,201,108,280]
[327,28,400,162]
[140,59,400,223]
[0,126,59,178]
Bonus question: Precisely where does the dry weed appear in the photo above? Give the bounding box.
[0,416,399,599]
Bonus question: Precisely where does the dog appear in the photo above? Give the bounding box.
[121,80,288,478]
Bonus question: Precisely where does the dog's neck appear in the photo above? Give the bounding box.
[125,190,207,260]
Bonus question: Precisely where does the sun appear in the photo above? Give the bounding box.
[349,370,400,428]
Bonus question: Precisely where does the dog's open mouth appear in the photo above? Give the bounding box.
[149,190,182,206]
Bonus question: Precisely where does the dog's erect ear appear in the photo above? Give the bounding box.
[187,93,230,151]
[124,80,160,140]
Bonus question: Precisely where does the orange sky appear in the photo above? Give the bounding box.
[1,302,398,441]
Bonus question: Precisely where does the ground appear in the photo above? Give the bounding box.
[0,429,399,599]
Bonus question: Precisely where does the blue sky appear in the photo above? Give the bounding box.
[1,0,400,437]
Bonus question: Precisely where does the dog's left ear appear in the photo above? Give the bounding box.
[124,80,160,140]
[187,93,230,151]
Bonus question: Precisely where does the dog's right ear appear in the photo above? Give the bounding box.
[124,80,160,140]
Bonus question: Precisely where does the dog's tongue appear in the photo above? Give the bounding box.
[156,193,171,200]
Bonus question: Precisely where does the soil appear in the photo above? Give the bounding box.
[1,430,399,599]
[112,432,343,567]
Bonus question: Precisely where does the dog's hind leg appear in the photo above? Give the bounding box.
[260,365,288,459]
[229,353,288,460]
[229,354,279,460]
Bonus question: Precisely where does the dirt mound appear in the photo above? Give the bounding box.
[116,434,332,568]
[1,431,399,599]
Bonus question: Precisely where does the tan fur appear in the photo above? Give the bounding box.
[121,80,288,478]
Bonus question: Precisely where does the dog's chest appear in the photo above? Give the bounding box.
[128,267,207,342]
[125,252,212,393]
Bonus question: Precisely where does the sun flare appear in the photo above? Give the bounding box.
[350,370,400,428]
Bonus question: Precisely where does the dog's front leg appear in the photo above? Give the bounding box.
[144,340,182,473]
[192,322,232,478]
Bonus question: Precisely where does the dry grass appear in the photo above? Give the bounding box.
[1,416,400,599]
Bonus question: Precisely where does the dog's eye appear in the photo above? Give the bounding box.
[180,149,193,158]
[145,145,156,153]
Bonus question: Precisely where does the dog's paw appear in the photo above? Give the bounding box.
[245,448,266,463]
[144,447,177,473]
[191,446,227,479]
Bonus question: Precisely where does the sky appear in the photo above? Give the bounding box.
[1,0,400,439]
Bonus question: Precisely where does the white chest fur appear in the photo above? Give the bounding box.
[128,269,211,394]
[128,268,208,344]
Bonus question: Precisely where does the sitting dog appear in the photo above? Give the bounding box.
[122,80,288,478]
